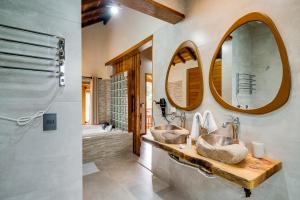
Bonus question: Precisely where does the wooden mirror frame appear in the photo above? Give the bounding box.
[165,40,204,111]
[209,12,291,114]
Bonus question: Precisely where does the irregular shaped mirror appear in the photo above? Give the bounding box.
[166,41,203,111]
[209,13,290,114]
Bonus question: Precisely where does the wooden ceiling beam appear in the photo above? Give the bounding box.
[177,53,186,63]
[82,6,108,19]
[103,0,185,24]
[187,48,197,60]
[82,17,103,27]
[82,0,111,27]
[82,0,102,6]
[82,0,185,27]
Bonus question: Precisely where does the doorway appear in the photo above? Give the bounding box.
[105,36,153,156]
[138,46,153,169]
[145,73,153,133]
[82,78,91,124]
[140,45,153,136]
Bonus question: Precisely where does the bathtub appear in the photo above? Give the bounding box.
[82,125,112,138]
[82,125,133,163]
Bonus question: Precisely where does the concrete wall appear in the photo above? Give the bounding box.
[151,0,300,199]
[82,24,110,79]
[0,0,82,199]
[98,79,111,123]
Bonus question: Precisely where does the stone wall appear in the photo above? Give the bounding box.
[98,79,111,123]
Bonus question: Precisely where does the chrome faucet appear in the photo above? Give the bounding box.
[222,116,240,144]
[168,111,186,128]
[179,111,186,128]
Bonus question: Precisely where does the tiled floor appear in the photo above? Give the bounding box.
[83,153,186,200]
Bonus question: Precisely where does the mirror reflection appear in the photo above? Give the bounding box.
[166,41,203,110]
[212,21,282,109]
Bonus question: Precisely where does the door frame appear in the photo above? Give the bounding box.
[144,73,153,134]
[105,36,153,156]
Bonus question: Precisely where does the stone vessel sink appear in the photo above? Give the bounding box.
[196,134,248,164]
[150,124,189,144]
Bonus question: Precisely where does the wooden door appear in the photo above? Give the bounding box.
[186,67,202,107]
[113,53,141,155]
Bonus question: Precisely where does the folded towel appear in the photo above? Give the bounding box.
[203,110,218,134]
[105,125,113,132]
[191,112,204,139]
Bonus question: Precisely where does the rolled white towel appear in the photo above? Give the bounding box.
[191,112,204,139]
[203,110,218,134]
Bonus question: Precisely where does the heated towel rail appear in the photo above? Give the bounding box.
[236,73,256,95]
[0,24,65,86]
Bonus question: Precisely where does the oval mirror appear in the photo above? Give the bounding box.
[209,12,290,114]
[166,41,203,111]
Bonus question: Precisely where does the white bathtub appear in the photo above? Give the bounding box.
[82,125,107,137]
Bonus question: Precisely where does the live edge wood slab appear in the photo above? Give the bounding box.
[142,135,282,190]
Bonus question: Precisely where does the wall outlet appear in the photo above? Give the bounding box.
[43,113,57,131]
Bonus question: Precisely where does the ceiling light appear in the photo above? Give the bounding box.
[110,6,119,15]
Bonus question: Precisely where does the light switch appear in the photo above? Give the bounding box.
[43,113,57,131]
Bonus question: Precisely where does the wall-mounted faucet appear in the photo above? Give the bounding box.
[168,111,186,128]
[222,116,240,144]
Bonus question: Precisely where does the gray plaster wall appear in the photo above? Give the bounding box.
[0,0,82,199]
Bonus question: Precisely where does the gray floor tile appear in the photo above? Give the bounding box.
[83,153,189,200]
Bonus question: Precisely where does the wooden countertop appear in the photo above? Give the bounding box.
[142,134,282,190]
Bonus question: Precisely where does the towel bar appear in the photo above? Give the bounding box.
[0,65,58,73]
[0,37,58,49]
[0,24,65,86]
[0,51,59,61]
[0,24,61,38]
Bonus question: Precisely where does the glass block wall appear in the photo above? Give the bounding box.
[110,71,128,130]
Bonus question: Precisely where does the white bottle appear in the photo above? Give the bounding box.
[187,136,192,149]
[252,141,265,158]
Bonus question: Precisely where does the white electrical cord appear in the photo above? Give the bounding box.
[0,88,61,126]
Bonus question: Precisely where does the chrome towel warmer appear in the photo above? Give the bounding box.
[236,73,256,95]
[0,24,65,87]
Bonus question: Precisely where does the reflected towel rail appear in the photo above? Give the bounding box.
[236,73,256,94]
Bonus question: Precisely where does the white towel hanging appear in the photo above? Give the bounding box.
[191,112,204,139]
[203,110,218,134]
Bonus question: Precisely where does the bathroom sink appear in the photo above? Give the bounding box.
[154,124,181,131]
[196,134,248,164]
[201,134,234,147]
[150,124,189,144]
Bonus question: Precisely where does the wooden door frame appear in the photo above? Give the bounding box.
[82,79,91,124]
[106,36,153,156]
[134,59,141,155]
[144,73,153,134]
